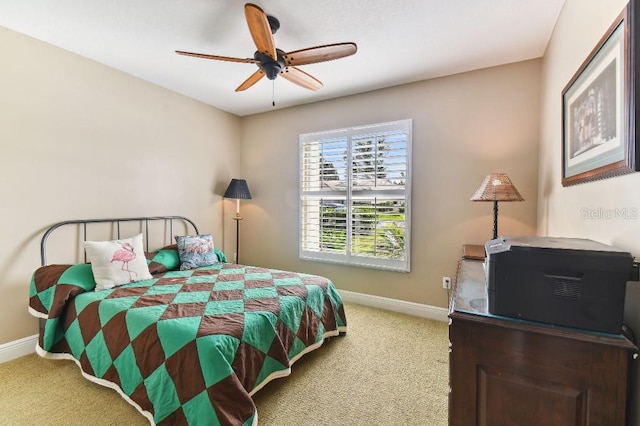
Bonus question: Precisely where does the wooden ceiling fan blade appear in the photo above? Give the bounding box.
[244,3,277,60]
[280,66,323,91]
[235,69,265,92]
[175,50,258,64]
[284,42,357,66]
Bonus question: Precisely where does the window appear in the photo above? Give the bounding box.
[299,120,411,271]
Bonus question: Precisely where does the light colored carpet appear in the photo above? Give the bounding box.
[0,303,449,425]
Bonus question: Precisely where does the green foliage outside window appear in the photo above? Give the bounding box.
[319,204,405,259]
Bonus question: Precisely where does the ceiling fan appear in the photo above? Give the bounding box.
[176,3,357,93]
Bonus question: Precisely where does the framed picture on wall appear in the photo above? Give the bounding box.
[561,4,638,187]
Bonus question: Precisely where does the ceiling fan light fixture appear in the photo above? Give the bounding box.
[253,50,285,80]
[263,63,282,80]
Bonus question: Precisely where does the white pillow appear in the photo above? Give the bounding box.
[83,233,153,290]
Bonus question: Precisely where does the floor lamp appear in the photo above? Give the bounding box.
[223,179,252,264]
[470,173,523,240]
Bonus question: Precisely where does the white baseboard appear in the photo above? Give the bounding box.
[0,334,38,363]
[339,290,449,322]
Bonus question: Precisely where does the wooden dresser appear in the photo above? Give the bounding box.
[449,252,637,426]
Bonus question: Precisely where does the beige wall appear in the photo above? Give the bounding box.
[239,60,541,308]
[539,0,640,420]
[0,27,242,344]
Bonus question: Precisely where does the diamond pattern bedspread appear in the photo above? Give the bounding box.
[29,263,347,425]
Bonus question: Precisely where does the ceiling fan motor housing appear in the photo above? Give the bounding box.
[267,15,280,34]
[254,49,286,80]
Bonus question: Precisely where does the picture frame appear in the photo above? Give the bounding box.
[561,4,639,186]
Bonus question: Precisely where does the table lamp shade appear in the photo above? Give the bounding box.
[470,173,523,240]
[470,173,524,202]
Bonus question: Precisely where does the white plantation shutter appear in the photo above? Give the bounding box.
[300,120,411,271]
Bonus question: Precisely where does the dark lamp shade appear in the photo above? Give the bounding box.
[470,173,524,202]
[223,179,252,200]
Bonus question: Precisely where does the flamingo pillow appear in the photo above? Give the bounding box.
[84,233,153,290]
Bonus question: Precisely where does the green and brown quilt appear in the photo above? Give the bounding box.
[29,254,347,425]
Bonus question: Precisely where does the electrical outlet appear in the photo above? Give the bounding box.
[442,276,451,289]
[234,252,237,263]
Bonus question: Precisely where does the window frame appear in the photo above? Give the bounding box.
[299,119,412,272]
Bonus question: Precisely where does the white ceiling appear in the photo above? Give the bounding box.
[0,0,566,117]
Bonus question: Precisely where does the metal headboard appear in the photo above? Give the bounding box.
[40,216,199,266]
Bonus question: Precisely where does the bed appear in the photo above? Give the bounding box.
[28,216,347,426]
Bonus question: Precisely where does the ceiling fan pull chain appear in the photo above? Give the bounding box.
[272,80,275,107]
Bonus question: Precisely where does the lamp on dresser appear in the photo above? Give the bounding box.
[223,178,252,264]
[470,173,523,239]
